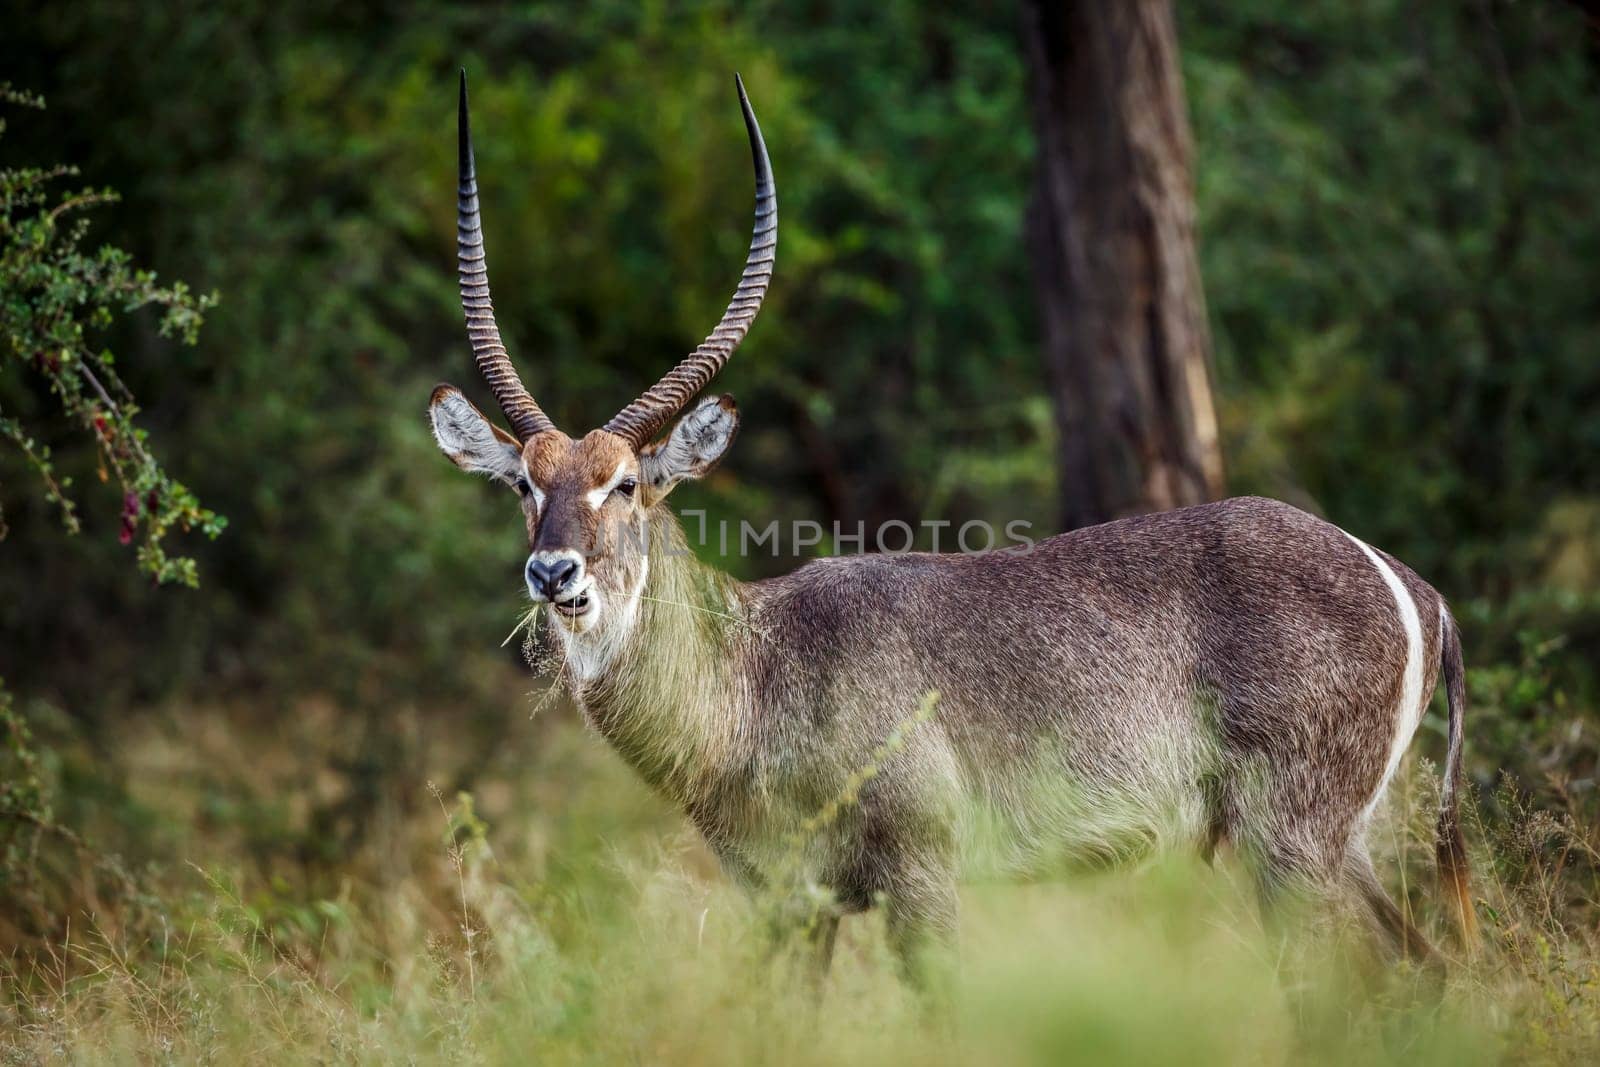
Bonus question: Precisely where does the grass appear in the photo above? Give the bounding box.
[2,674,1598,1064]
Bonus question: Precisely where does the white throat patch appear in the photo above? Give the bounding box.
[553,556,649,684]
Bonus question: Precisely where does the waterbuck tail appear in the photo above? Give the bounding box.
[1438,607,1477,947]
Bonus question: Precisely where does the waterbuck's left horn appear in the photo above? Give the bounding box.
[604,73,777,449]
[458,70,556,441]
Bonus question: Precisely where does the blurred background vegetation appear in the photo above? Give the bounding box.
[1,1,1598,1060]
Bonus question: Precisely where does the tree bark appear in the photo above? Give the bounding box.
[1021,0,1225,530]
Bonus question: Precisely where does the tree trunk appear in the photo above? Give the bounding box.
[1021,0,1225,530]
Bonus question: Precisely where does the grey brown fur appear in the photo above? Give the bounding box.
[578,496,1471,975]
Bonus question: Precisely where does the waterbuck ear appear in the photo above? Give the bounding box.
[428,384,523,487]
[640,395,740,499]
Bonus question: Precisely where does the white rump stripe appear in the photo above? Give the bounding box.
[1342,530,1426,818]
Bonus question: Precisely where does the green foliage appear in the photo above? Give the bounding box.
[0,678,157,953]
[1186,1,1600,596]
[0,1,1045,715]
[0,678,50,887]
[2,1,1592,717]
[0,86,223,585]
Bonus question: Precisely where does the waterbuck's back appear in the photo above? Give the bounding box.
[745,496,1443,877]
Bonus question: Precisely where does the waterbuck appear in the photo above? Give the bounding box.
[430,72,1474,980]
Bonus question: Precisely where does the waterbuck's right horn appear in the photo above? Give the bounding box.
[458,69,556,441]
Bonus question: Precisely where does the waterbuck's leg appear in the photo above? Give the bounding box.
[806,911,841,995]
[1241,821,1348,947]
[1341,840,1438,966]
[882,860,959,1001]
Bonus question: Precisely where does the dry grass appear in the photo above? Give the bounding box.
[1,686,1598,1065]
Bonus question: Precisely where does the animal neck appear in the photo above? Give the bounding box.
[557,508,751,802]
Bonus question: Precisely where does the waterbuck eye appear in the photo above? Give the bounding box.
[514,476,532,498]
[615,477,637,499]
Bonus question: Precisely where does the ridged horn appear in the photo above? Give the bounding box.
[458,70,555,441]
[604,73,777,448]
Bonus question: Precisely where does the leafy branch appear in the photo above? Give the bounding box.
[1,84,224,585]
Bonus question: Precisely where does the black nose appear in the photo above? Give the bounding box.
[526,556,579,600]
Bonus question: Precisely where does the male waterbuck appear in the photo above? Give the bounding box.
[430,73,1474,979]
